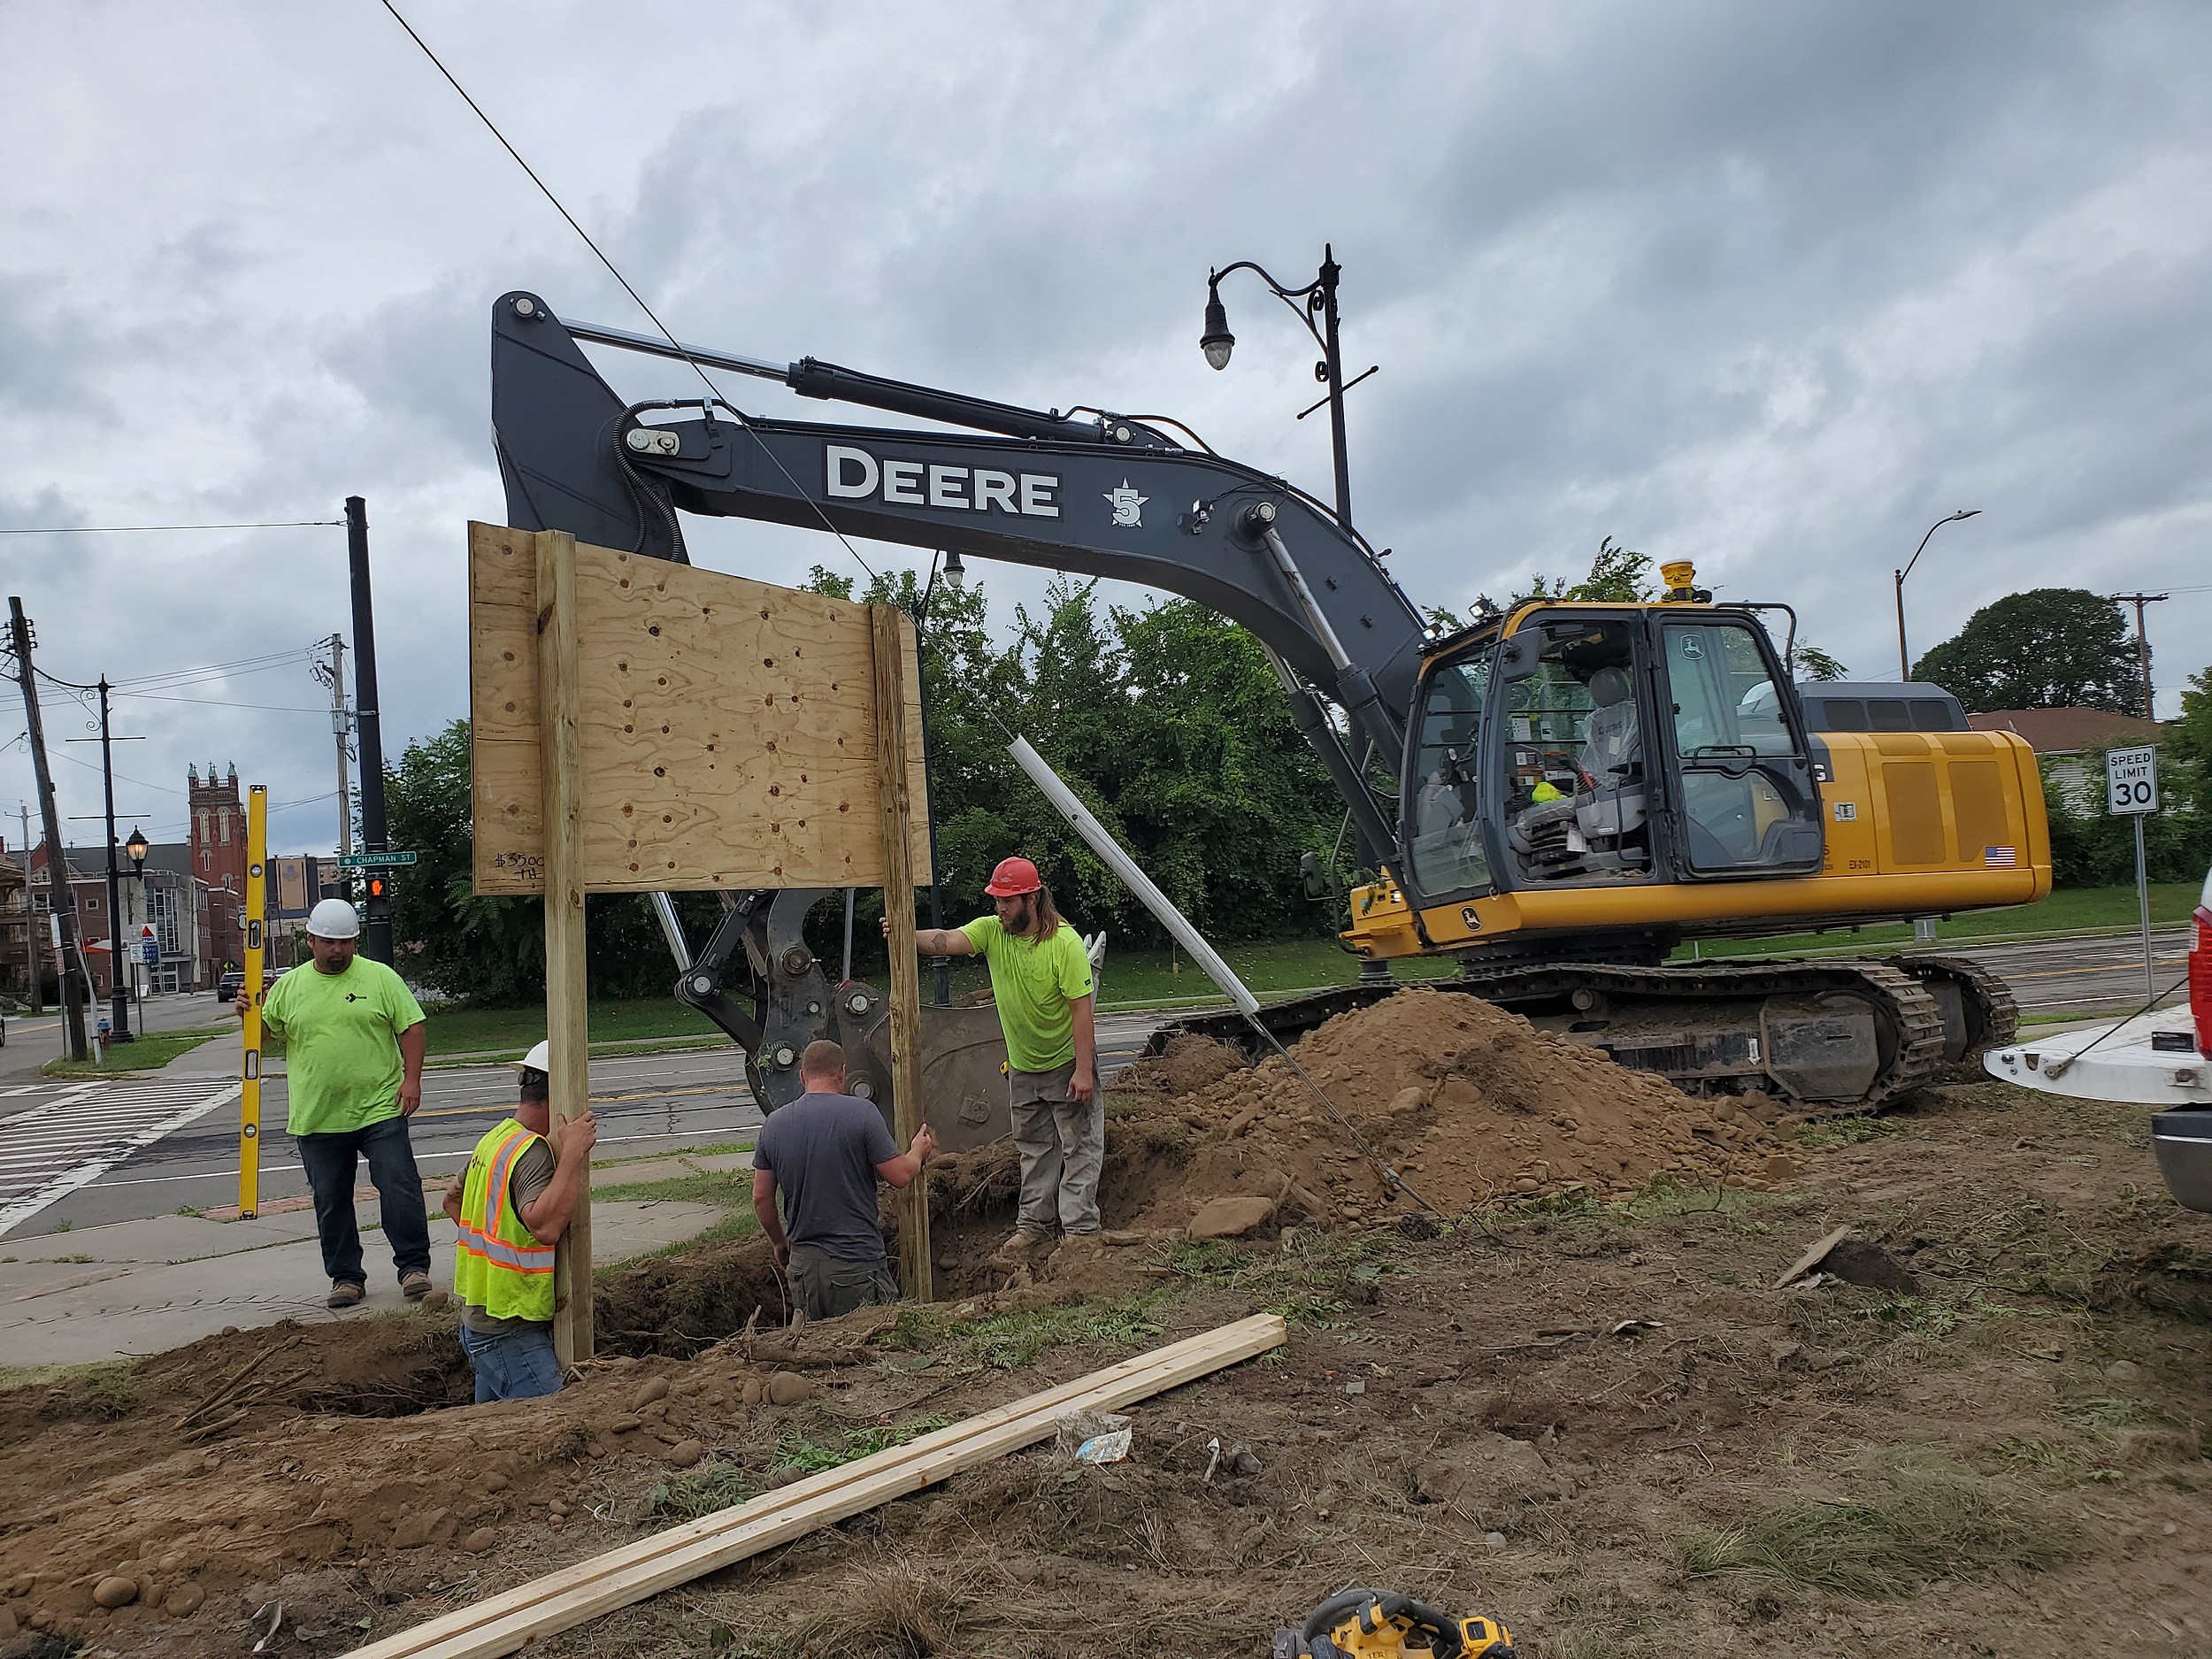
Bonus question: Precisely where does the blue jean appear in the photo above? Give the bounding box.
[457,1322,564,1402]
[295,1113,432,1286]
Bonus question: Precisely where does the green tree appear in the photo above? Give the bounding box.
[1476,535,1654,614]
[1912,589,2142,714]
[380,719,698,1005]
[1564,536,1654,602]
[1794,642,1848,681]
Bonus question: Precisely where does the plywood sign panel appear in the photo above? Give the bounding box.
[468,522,931,895]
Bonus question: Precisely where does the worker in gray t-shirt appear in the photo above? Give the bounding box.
[751,1040,934,1320]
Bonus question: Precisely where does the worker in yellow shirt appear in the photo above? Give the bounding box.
[894,856,1097,1261]
[441,1041,595,1401]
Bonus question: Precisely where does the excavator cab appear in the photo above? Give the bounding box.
[1402,595,1824,910]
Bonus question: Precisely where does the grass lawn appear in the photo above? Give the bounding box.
[385,885,2199,1047]
[42,1027,226,1079]
[1669,883,2200,962]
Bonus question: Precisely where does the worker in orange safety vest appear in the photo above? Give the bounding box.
[442,1041,595,1400]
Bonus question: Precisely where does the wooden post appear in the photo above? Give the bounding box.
[536,529,594,1364]
[869,605,932,1304]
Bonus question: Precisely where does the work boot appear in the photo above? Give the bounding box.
[400,1271,433,1302]
[994,1227,1053,1264]
[1057,1233,1106,1263]
[327,1280,365,1310]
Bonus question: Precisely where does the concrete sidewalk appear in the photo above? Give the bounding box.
[0,1189,726,1370]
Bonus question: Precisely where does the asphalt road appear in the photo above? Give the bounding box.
[0,1007,1171,1241]
[0,929,2188,1242]
[1936,924,2189,1015]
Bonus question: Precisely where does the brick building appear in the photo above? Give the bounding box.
[26,841,211,996]
[188,763,249,974]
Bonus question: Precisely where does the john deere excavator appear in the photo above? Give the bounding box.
[488,291,2045,1117]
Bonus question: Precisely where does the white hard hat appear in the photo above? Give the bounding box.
[306,898,361,940]
[510,1040,551,1074]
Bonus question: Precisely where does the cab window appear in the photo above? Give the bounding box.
[1499,620,1647,883]
[1405,657,1491,898]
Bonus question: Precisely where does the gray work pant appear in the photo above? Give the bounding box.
[1010,1061,1102,1235]
[787,1245,900,1321]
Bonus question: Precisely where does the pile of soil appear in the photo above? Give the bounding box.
[1101,987,1792,1234]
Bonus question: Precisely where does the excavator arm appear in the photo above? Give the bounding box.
[489,291,1426,1110]
[491,290,1422,847]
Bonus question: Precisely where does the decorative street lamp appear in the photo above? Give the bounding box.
[126,827,150,1016]
[1894,510,1981,680]
[1199,244,1379,532]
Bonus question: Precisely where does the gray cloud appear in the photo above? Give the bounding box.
[2,0,2208,863]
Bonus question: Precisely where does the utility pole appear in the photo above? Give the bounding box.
[96,679,132,1041]
[18,805,37,1014]
[8,599,88,1061]
[316,634,353,860]
[2108,592,2169,719]
[345,497,393,965]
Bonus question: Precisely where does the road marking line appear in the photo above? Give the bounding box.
[0,1082,245,1240]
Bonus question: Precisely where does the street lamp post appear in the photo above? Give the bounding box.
[1199,244,1377,531]
[126,827,148,1025]
[1893,510,1982,680]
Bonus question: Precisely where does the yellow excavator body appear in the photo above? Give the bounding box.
[1348,724,2050,958]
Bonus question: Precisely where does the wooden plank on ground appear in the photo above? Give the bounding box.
[534,529,593,1365]
[870,603,932,1305]
[467,522,928,895]
[339,1313,1287,1659]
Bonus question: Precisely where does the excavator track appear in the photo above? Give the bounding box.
[1889,953,2020,1064]
[1158,957,1952,1114]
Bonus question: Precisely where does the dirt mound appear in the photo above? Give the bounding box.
[1105,987,1788,1234]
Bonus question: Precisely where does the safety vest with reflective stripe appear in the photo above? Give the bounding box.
[454,1118,557,1324]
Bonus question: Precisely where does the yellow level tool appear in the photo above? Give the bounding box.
[238,785,267,1219]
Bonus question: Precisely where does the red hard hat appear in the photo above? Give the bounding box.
[984,856,1043,897]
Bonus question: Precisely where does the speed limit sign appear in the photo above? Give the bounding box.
[2105,745,2157,815]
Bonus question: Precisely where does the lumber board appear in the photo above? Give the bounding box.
[467,521,929,895]
[871,604,932,1304]
[340,1313,1286,1659]
[535,531,594,1365]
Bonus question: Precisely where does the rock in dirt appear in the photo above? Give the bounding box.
[390,1508,453,1549]
[1413,1432,1568,1508]
[1775,1225,1855,1288]
[631,1376,671,1410]
[741,1377,765,1407]
[664,1439,706,1467]
[92,1576,138,1609]
[161,1581,204,1618]
[1186,1194,1277,1240]
[766,1371,818,1406]
[610,1414,641,1433]
[460,1527,497,1554]
[2103,1359,2142,1384]
[1821,1239,1921,1294]
[421,1287,451,1310]
[0,1605,16,1639]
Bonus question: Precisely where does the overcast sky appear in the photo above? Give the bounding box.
[4,2,2208,856]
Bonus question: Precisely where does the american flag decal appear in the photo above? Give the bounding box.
[1984,846,2017,867]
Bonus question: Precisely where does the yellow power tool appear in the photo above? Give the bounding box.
[1272,1588,1515,1658]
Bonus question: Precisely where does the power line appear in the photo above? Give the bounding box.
[107,691,331,713]
[0,519,342,535]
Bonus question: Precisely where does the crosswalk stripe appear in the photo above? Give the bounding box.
[0,1079,244,1239]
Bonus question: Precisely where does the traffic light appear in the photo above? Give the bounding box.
[365,873,391,903]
